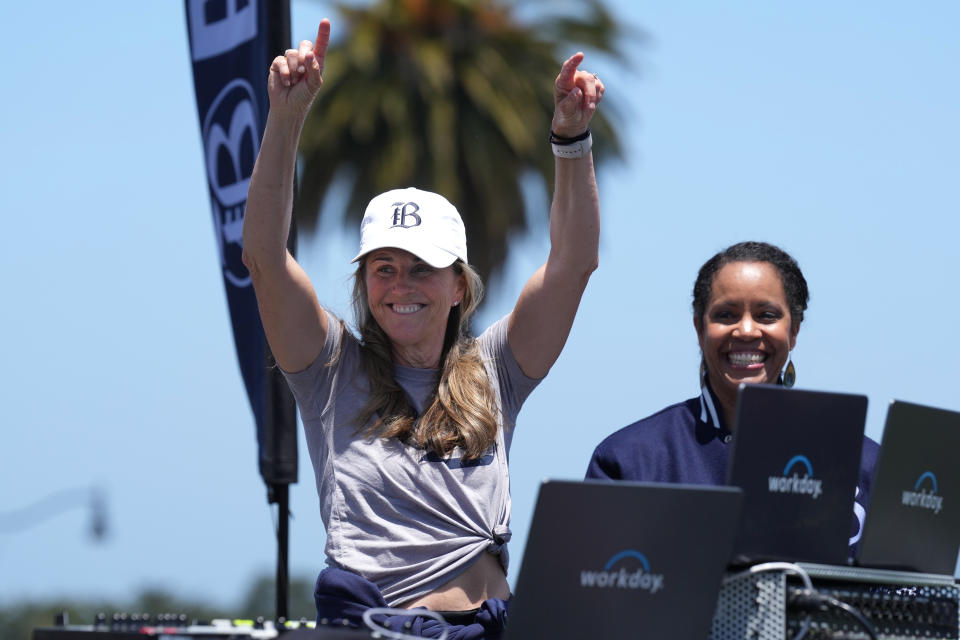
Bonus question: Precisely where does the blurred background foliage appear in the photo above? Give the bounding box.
[297,0,637,283]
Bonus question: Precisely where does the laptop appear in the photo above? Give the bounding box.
[505,479,743,640]
[726,384,867,566]
[856,400,960,575]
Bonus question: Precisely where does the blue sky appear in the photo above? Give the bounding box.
[2,0,958,611]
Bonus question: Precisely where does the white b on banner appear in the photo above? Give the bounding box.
[185,0,297,484]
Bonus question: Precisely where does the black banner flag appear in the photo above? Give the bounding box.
[185,0,297,486]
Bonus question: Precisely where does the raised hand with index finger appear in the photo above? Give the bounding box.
[552,52,606,139]
[267,19,331,117]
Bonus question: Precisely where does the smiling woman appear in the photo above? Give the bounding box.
[692,243,806,427]
[363,249,464,366]
[585,241,881,557]
[240,17,604,639]
[346,195,499,463]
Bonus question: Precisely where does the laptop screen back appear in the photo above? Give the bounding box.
[858,400,960,574]
[506,480,742,640]
[727,384,867,565]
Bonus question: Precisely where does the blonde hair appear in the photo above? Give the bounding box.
[349,260,499,462]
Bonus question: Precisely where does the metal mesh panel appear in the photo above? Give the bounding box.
[711,571,786,640]
[710,564,960,640]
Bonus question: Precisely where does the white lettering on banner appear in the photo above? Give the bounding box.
[202,79,261,288]
[205,93,258,205]
[188,0,258,61]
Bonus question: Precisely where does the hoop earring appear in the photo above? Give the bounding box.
[783,356,796,388]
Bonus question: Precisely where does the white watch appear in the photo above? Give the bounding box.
[551,133,593,158]
[550,129,593,159]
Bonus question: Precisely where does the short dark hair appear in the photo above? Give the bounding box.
[692,241,809,328]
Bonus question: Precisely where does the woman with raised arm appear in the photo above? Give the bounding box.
[242,19,603,639]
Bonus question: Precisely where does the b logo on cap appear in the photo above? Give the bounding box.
[391,201,422,228]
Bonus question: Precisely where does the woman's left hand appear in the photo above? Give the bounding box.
[552,53,605,138]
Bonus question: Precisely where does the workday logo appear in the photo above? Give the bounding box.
[902,471,943,514]
[768,454,823,499]
[580,550,664,593]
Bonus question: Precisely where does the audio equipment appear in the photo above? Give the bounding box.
[32,614,372,640]
[711,563,960,640]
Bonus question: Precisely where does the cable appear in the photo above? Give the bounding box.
[724,561,814,591]
[724,563,880,640]
[820,594,877,640]
[790,589,879,640]
[790,620,810,640]
[361,607,449,640]
[790,615,812,640]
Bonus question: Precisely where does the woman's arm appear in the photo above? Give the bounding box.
[242,20,331,373]
[507,53,604,379]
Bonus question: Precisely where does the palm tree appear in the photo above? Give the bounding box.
[296,0,633,284]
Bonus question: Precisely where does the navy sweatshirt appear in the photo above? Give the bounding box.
[586,384,881,549]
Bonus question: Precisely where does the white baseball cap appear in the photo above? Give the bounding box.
[351,187,468,268]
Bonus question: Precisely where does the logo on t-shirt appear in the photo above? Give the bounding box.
[768,454,823,499]
[902,471,943,514]
[420,449,495,469]
[579,550,664,593]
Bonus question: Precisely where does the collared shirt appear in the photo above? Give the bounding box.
[585,383,880,548]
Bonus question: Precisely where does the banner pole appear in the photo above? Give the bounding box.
[184,0,296,622]
[273,483,290,621]
[265,0,294,622]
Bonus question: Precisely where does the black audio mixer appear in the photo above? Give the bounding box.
[785,580,959,639]
[32,613,374,640]
[712,563,960,640]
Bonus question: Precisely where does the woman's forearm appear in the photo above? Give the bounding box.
[242,110,305,275]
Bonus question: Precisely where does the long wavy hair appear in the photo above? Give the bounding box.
[348,259,499,461]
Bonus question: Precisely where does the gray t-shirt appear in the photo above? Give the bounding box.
[282,310,540,606]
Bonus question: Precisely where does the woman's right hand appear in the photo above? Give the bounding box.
[244,19,333,373]
[267,19,331,118]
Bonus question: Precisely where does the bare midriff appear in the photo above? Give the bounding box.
[398,552,510,611]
